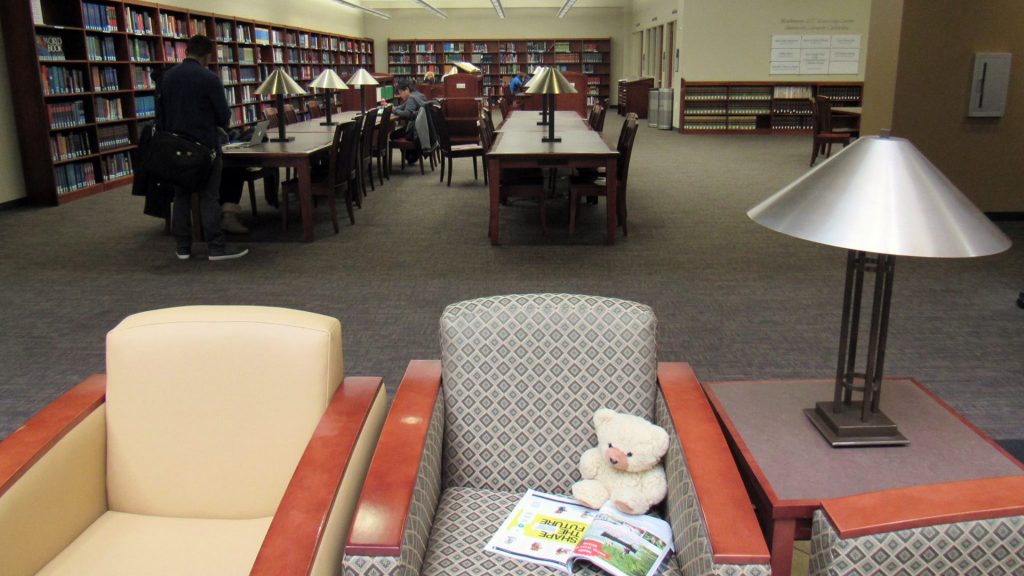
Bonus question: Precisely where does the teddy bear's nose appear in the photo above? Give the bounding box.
[609,457,619,465]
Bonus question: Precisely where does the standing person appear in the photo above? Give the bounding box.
[509,71,525,95]
[157,35,248,260]
[391,80,428,164]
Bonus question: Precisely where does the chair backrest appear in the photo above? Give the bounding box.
[359,107,378,160]
[618,114,640,187]
[105,306,344,519]
[423,101,446,151]
[375,104,393,149]
[594,102,607,132]
[497,96,509,119]
[307,99,323,119]
[439,294,658,494]
[813,95,833,136]
[284,103,299,124]
[587,104,598,128]
[263,106,280,129]
[478,111,493,153]
[330,120,359,191]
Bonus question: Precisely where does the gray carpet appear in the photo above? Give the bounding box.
[1,122,1022,457]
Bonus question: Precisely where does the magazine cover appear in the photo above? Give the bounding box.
[484,490,673,576]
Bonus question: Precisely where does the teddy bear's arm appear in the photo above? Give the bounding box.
[578,447,603,479]
[639,466,668,507]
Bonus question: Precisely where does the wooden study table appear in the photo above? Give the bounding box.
[487,110,618,245]
[702,378,1024,576]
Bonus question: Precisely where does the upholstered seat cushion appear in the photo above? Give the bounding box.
[419,487,681,576]
[36,511,272,576]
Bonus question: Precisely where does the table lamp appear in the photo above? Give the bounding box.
[444,61,482,77]
[524,66,548,125]
[309,69,348,126]
[748,131,1011,447]
[347,68,379,114]
[525,67,576,142]
[255,68,307,142]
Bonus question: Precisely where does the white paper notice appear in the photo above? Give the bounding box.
[772,35,802,49]
[770,61,801,75]
[801,35,832,49]
[771,48,801,62]
[828,61,859,74]
[831,35,862,49]
[830,48,860,62]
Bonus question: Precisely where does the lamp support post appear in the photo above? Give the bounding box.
[270,93,292,142]
[805,250,907,447]
[537,96,549,125]
[542,94,560,143]
[321,91,336,126]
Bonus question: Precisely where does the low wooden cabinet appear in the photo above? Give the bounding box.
[617,77,655,118]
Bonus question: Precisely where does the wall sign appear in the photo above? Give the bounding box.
[770,34,861,75]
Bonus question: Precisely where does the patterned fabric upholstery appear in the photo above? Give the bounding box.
[809,508,1024,576]
[419,486,683,576]
[344,394,445,576]
[656,393,772,576]
[439,294,658,493]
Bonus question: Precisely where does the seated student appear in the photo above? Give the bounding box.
[391,80,428,163]
[509,72,525,94]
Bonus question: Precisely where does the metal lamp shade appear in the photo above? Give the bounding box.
[309,69,348,90]
[748,135,1011,258]
[524,67,547,89]
[525,66,577,95]
[254,68,307,96]
[448,61,481,74]
[347,68,379,87]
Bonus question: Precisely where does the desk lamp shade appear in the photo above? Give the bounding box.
[748,133,1011,447]
[347,68,379,113]
[255,68,307,142]
[525,67,577,142]
[447,61,481,75]
[309,69,348,126]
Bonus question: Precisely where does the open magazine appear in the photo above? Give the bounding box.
[484,490,673,576]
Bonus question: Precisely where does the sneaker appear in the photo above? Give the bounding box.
[175,246,191,260]
[208,246,249,261]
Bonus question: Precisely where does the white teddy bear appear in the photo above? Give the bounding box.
[571,408,670,515]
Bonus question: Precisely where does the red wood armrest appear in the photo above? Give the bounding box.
[0,374,106,498]
[346,360,442,557]
[657,363,770,564]
[820,475,1024,539]
[252,376,384,576]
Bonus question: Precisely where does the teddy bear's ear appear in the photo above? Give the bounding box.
[652,424,670,457]
[593,408,617,428]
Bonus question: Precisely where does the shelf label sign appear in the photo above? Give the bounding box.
[770,34,861,75]
[772,35,802,49]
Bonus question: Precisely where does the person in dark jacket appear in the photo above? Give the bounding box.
[156,35,247,260]
[391,80,428,164]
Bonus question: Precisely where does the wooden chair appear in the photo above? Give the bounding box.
[372,105,394,185]
[281,120,359,233]
[263,106,280,129]
[569,113,639,236]
[810,95,852,166]
[427,103,485,187]
[307,99,323,119]
[357,107,379,196]
[591,102,607,133]
[284,104,299,124]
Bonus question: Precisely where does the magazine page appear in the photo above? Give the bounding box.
[484,490,599,572]
[569,503,674,576]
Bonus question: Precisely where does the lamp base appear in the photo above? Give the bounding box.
[319,121,338,126]
[537,121,549,126]
[804,401,908,447]
[268,137,294,143]
[542,137,562,143]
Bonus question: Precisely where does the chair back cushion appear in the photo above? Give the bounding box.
[105,306,344,519]
[440,294,657,493]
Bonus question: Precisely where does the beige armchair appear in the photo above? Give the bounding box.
[0,306,387,576]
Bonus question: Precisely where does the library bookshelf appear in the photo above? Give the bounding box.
[1,0,374,206]
[678,78,862,134]
[387,38,611,105]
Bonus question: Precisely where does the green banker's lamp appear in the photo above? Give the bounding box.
[309,68,349,126]
[255,67,307,142]
[526,67,576,142]
[347,68,378,113]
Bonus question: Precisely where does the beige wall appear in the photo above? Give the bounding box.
[859,0,902,136]
[680,0,870,82]
[891,0,1024,212]
[0,16,25,204]
[365,7,628,104]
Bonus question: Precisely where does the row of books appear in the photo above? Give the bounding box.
[238,47,257,64]
[87,35,118,62]
[225,88,237,105]
[41,66,86,95]
[136,95,156,117]
[239,69,258,83]
[135,66,156,89]
[36,35,64,61]
[553,42,572,53]
[92,67,121,92]
[582,53,603,63]
[47,100,88,129]
[55,162,97,195]
[221,68,239,83]
[159,13,188,38]
[442,43,465,53]
[526,42,552,53]
[129,39,155,62]
[124,7,155,35]
[229,105,259,126]
[102,152,134,179]
[164,41,187,63]
[98,124,132,149]
[470,54,496,64]
[189,18,210,37]
[50,131,92,162]
[95,96,125,121]
[82,3,119,32]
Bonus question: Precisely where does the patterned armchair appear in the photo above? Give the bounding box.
[345,294,771,576]
[809,476,1024,575]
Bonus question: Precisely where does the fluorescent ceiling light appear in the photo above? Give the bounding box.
[336,0,391,19]
[414,0,448,19]
[491,0,505,18]
[557,0,576,18]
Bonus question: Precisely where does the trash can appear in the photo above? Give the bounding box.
[648,90,660,127]
[656,89,674,130]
